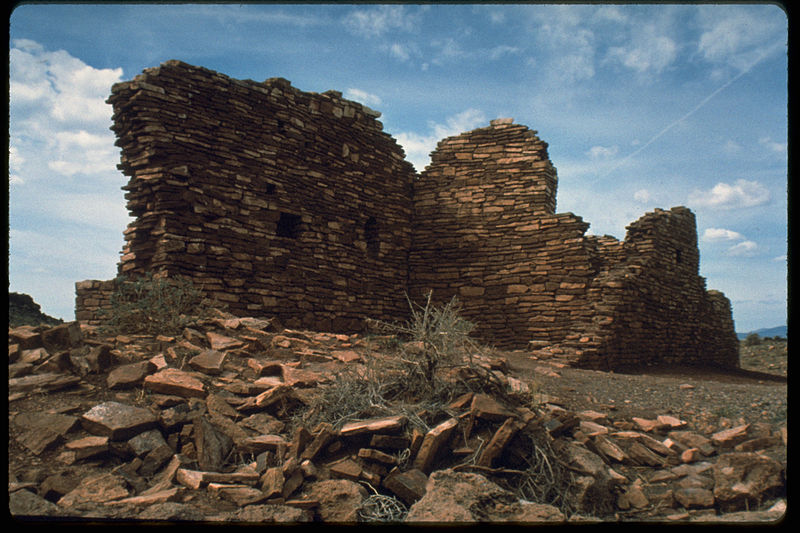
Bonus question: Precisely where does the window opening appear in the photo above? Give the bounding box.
[276,212,302,239]
[365,217,380,259]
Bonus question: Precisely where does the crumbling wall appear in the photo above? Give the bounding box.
[76,61,739,369]
[96,60,415,331]
[408,119,598,347]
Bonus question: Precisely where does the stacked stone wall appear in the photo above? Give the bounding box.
[101,60,415,331]
[75,61,739,370]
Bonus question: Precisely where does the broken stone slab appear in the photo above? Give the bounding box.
[247,357,283,376]
[65,435,110,460]
[175,468,260,489]
[57,472,130,508]
[237,384,296,413]
[477,417,519,467]
[206,331,246,351]
[357,448,398,466]
[125,428,169,457]
[369,434,411,450]
[9,372,81,394]
[299,479,368,523]
[331,349,361,362]
[711,424,751,449]
[712,452,784,512]
[328,457,367,482]
[237,434,289,455]
[339,415,407,437]
[9,325,43,349]
[189,349,227,375]
[13,411,81,435]
[40,321,82,353]
[382,468,428,506]
[194,416,234,472]
[144,368,207,398]
[16,427,65,456]
[223,503,313,523]
[207,483,269,506]
[674,487,715,509]
[107,360,156,389]
[405,469,564,523]
[260,466,284,499]
[81,401,158,441]
[412,417,459,474]
[105,487,184,507]
[668,430,715,456]
[300,423,336,462]
[469,393,515,422]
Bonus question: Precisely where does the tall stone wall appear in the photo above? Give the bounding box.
[75,60,739,369]
[102,60,415,331]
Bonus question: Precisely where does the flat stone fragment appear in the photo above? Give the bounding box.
[339,415,407,437]
[81,401,158,441]
[382,468,428,506]
[711,424,750,448]
[189,349,227,375]
[9,372,80,393]
[206,331,246,351]
[106,487,183,507]
[237,434,289,454]
[65,435,110,459]
[674,487,715,509]
[16,427,64,455]
[470,393,514,421]
[144,368,206,398]
[126,428,168,457]
[107,360,156,389]
[477,417,519,467]
[57,472,130,507]
[207,483,269,506]
[412,418,458,474]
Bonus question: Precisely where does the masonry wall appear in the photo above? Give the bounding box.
[76,61,739,369]
[98,60,415,331]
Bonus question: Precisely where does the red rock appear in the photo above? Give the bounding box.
[412,418,459,473]
[382,468,428,506]
[470,394,514,421]
[681,448,703,463]
[188,349,227,375]
[206,331,245,351]
[711,424,750,448]
[144,368,206,398]
[339,415,407,437]
[65,435,109,460]
[477,417,519,467]
[57,472,130,507]
[674,487,714,509]
[81,401,158,441]
[237,434,289,454]
[107,360,155,389]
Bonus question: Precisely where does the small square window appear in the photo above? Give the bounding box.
[277,212,302,238]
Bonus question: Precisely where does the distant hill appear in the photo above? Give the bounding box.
[8,292,64,328]
[736,325,788,340]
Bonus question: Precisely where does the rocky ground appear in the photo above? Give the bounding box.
[8,311,787,524]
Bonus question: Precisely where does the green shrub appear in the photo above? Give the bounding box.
[101,272,210,336]
[744,333,762,346]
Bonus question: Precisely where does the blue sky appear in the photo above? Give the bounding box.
[8,3,788,333]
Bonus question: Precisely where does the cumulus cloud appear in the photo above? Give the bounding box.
[688,179,770,209]
[696,6,785,72]
[759,136,787,155]
[396,108,486,171]
[342,5,421,38]
[702,228,744,242]
[607,33,677,74]
[633,189,652,203]
[587,145,619,159]
[344,88,382,107]
[727,240,758,257]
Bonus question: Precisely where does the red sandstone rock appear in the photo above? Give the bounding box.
[144,368,206,398]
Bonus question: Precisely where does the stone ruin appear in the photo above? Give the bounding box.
[75,60,739,370]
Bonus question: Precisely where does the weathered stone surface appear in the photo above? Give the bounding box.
[674,487,715,509]
[10,489,72,517]
[57,472,130,507]
[711,424,750,449]
[144,368,206,398]
[76,60,737,369]
[712,452,784,512]
[412,418,459,474]
[65,435,109,460]
[477,417,519,467]
[224,503,313,523]
[81,401,158,441]
[189,349,227,375]
[194,416,234,472]
[107,360,155,389]
[339,415,407,437]
[300,479,367,523]
[382,468,428,506]
[406,469,564,523]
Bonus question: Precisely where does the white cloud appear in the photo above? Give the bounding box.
[342,5,419,38]
[773,255,787,263]
[696,6,785,72]
[396,108,486,171]
[759,136,787,155]
[688,179,770,209]
[633,189,652,203]
[344,88,382,107]
[702,228,744,242]
[389,43,411,62]
[587,145,619,159]
[727,240,758,257]
[607,33,677,74]
[488,45,520,60]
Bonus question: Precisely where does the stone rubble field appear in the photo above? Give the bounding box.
[9,312,786,524]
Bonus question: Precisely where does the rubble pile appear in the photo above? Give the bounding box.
[9,317,785,523]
